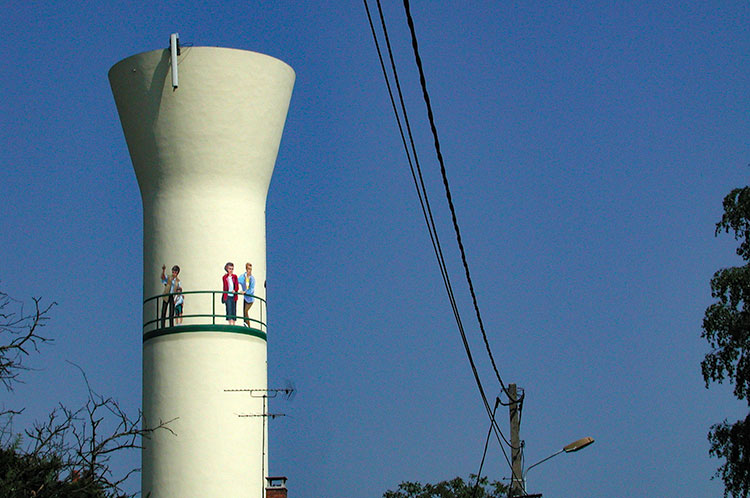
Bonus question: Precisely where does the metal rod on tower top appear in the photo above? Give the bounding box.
[169,33,179,89]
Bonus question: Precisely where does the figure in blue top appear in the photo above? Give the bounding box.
[239,262,256,327]
[174,286,184,325]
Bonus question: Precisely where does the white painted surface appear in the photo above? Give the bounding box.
[109,46,294,497]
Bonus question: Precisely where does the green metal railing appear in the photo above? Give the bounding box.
[143,290,267,334]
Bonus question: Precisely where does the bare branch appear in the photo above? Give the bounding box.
[0,291,176,496]
[10,365,175,497]
[0,291,56,390]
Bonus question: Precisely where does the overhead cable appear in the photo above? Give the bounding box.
[362,0,520,476]
[400,0,516,404]
[472,397,500,498]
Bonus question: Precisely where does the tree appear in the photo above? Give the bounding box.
[383,475,510,498]
[0,291,54,394]
[0,291,173,497]
[0,440,108,498]
[702,186,750,498]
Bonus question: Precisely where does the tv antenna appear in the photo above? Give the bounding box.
[225,385,296,495]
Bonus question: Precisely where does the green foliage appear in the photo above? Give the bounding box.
[717,187,750,261]
[702,186,750,497]
[709,415,750,498]
[0,444,108,497]
[383,475,510,498]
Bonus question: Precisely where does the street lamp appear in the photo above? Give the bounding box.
[522,436,594,493]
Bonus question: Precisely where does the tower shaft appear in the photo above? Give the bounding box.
[109,45,294,497]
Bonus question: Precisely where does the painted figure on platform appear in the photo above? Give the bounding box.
[174,286,184,325]
[239,262,256,327]
[160,264,181,328]
[222,262,239,325]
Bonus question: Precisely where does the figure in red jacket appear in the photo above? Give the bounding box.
[222,262,239,325]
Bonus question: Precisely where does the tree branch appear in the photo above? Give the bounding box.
[0,291,55,391]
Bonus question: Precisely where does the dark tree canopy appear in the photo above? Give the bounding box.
[383,475,510,498]
[0,442,108,498]
[702,186,750,498]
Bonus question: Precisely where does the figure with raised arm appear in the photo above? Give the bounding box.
[222,262,239,325]
[160,264,181,328]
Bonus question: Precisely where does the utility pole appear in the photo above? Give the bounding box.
[508,384,523,497]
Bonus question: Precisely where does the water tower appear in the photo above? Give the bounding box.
[109,36,294,497]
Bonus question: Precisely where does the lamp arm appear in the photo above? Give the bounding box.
[523,448,564,479]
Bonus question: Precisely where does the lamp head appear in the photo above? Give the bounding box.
[563,436,595,453]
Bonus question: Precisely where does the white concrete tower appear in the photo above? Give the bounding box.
[109,42,294,497]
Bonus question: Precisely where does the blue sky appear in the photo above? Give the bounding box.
[1,1,749,497]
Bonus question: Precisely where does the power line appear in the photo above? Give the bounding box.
[362,0,443,286]
[363,0,529,490]
[362,0,521,479]
[363,0,494,437]
[399,1,529,486]
[400,0,514,403]
[473,397,501,497]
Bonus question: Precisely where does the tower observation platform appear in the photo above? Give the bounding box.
[142,290,268,342]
